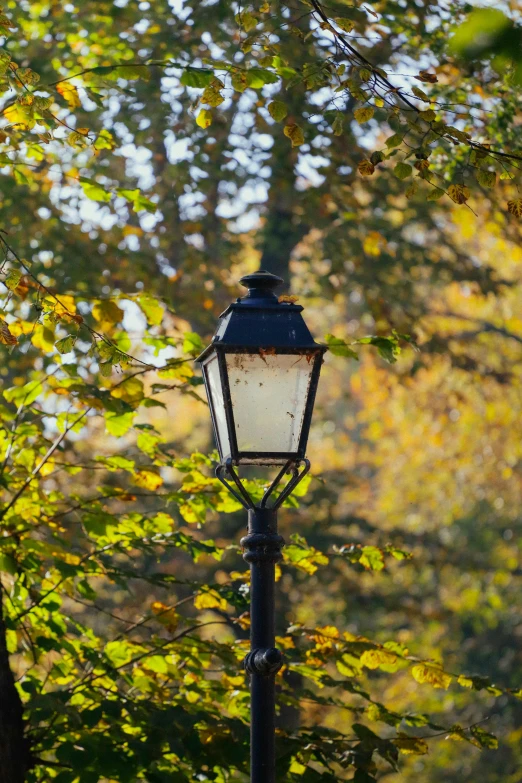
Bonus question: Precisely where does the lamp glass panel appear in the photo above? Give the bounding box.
[226,352,314,455]
[203,353,231,460]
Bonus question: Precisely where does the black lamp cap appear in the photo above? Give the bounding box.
[196,269,327,362]
[239,270,284,303]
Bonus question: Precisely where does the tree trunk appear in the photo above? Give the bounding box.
[0,585,31,783]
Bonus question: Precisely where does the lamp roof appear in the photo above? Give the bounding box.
[197,270,325,360]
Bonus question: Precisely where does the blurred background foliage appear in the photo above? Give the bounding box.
[0,1,521,781]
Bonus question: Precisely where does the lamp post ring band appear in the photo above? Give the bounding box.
[244,647,284,676]
[241,532,285,563]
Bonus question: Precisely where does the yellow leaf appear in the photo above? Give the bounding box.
[0,319,17,346]
[57,82,81,108]
[67,130,89,149]
[40,459,55,477]
[194,589,227,611]
[363,231,384,257]
[309,626,339,648]
[278,294,299,303]
[354,106,374,124]
[457,674,473,688]
[92,299,124,330]
[334,17,355,32]
[122,225,143,237]
[196,109,212,128]
[31,324,55,351]
[133,469,163,491]
[411,663,452,689]
[4,102,35,130]
[151,601,179,632]
[158,362,194,381]
[360,648,398,669]
[231,71,249,92]
[507,199,522,218]
[44,294,77,318]
[179,503,199,524]
[289,760,307,775]
[8,320,34,337]
[284,123,305,147]
[447,184,470,204]
[201,85,224,107]
[358,158,375,176]
[111,377,144,403]
[394,735,429,755]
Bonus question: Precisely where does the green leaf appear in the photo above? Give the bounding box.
[94,129,115,150]
[4,269,22,290]
[111,64,149,81]
[476,169,496,188]
[183,331,204,356]
[335,18,355,32]
[116,188,157,213]
[105,411,135,437]
[354,106,374,124]
[359,546,385,571]
[180,67,214,88]
[324,334,358,359]
[235,11,258,32]
[79,177,112,203]
[0,553,17,575]
[132,193,157,213]
[412,86,429,101]
[385,133,404,149]
[137,294,164,326]
[449,8,512,60]
[268,100,288,122]
[427,187,445,201]
[105,640,135,667]
[356,335,401,363]
[394,161,412,180]
[370,150,385,165]
[144,654,169,674]
[246,68,279,88]
[55,336,76,355]
[332,112,344,136]
[470,726,498,749]
[4,380,43,406]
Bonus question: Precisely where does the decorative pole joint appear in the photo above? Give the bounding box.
[244,647,284,676]
[241,531,285,563]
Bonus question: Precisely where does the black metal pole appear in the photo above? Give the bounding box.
[242,506,284,783]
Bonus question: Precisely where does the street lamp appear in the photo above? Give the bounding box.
[197,270,326,783]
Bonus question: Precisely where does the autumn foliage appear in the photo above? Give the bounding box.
[0,2,521,782]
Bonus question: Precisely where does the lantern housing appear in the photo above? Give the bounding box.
[196,271,326,466]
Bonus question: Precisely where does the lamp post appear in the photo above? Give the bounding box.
[197,270,326,783]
